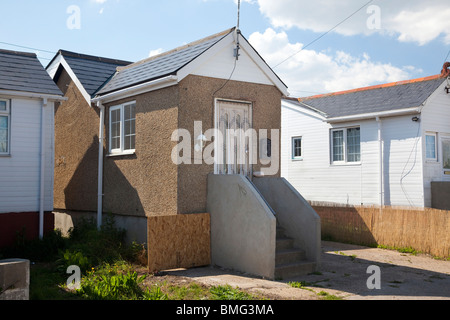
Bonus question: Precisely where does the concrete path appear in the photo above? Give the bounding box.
[166,241,450,300]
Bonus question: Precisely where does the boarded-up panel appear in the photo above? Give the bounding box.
[147,213,210,272]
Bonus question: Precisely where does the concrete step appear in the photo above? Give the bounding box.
[275,261,317,280]
[276,237,295,251]
[276,226,287,239]
[276,248,306,265]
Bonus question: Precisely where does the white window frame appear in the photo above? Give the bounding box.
[425,132,437,162]
[0,99,11,156]
[108,101,136,156]
[331,126,361,165]
[292,136,303,160]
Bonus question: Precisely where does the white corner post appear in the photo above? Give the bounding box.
[39,98,48,239]
[376,116,383,210]
[97,101,105,230]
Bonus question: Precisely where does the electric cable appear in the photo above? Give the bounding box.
[272,0,374,69]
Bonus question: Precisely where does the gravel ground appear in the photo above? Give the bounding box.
[164,241,450,300]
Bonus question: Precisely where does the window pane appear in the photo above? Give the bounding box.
[125,136,131,150]
[0,116,8,153]
[293,138,302,158]
[110,109,121,151]
[426,135,436,159]
[443,140,450,170]
[124,120,131,136]
[0,101,6,112]
[0,116,7,129]
[333,130,344,161]
[111,137,119,150]
[123,104,136,151]
[347,128,360,162]
[124,103,136,121]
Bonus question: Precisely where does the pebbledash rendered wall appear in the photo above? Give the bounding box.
[101,74,282,219]
[53,67,100,213]
[52,73,282,249]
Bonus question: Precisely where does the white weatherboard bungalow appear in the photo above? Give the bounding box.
[0,49,64,247]
[281,72,450,209]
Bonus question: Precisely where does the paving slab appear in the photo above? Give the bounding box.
[165,241,450,300]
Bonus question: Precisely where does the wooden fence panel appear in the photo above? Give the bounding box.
[312,204,450,258]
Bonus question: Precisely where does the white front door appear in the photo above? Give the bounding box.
[215,99,252,176]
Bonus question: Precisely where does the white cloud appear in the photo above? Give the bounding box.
[149,48,164,58]
[249,28,419,96]
[256,0,450,45]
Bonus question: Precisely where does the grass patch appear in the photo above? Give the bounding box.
[377,244,419,255]
[288,282,342,300]
[1,216,259,301]
[335,251,357,261]
[317,291,342,300]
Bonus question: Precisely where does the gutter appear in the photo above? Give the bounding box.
[325,107,421,123]
[92,75,179,104]
[96,102,105,230]
[0,90,67,102]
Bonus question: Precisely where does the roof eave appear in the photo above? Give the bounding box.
[92,75,179,105]
[325,107,421,123]
[0,89,66,101]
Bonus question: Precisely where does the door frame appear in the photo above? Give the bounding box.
[214,98,253,176]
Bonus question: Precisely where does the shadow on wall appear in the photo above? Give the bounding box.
[312,204,378,247]
[62,136,99,212]
[63,135,145,219]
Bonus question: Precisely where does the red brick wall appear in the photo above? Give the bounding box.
[0,212,54,248]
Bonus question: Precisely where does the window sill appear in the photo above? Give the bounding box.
[0,154,11,158]
[107,150,136,157]
[291,157,303,161]
[331,162,361,167]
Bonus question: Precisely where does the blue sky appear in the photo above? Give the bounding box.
[1,0,449,97]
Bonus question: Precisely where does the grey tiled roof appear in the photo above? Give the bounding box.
[55,50,132,97]
[0,49,63,96]
[287,76,446,118]
[96,28,235,96]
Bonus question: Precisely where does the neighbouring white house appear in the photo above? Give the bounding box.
[281,68,450,209]
[0,49,65,248]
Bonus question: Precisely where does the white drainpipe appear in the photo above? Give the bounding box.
[39,98,48,239]
[376,116,383,209]
[97,102,105,229]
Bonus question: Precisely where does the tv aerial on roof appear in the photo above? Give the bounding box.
[234,0,241,60]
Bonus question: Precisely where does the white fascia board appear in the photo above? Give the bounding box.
[282,99,327,121]
[178,32,289,96]
[92,75,178,105]
[46,54,92,105]
[0,89,66,102]
[325,107,421,123]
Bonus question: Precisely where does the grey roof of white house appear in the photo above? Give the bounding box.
[286,76,447,119]
[49,50,132,97]
[0,49,63,96]
[96,28,236,96]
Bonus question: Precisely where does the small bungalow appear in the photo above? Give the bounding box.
[0,49,65,248]
[48,28,321,280]
[281,65,450,209]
